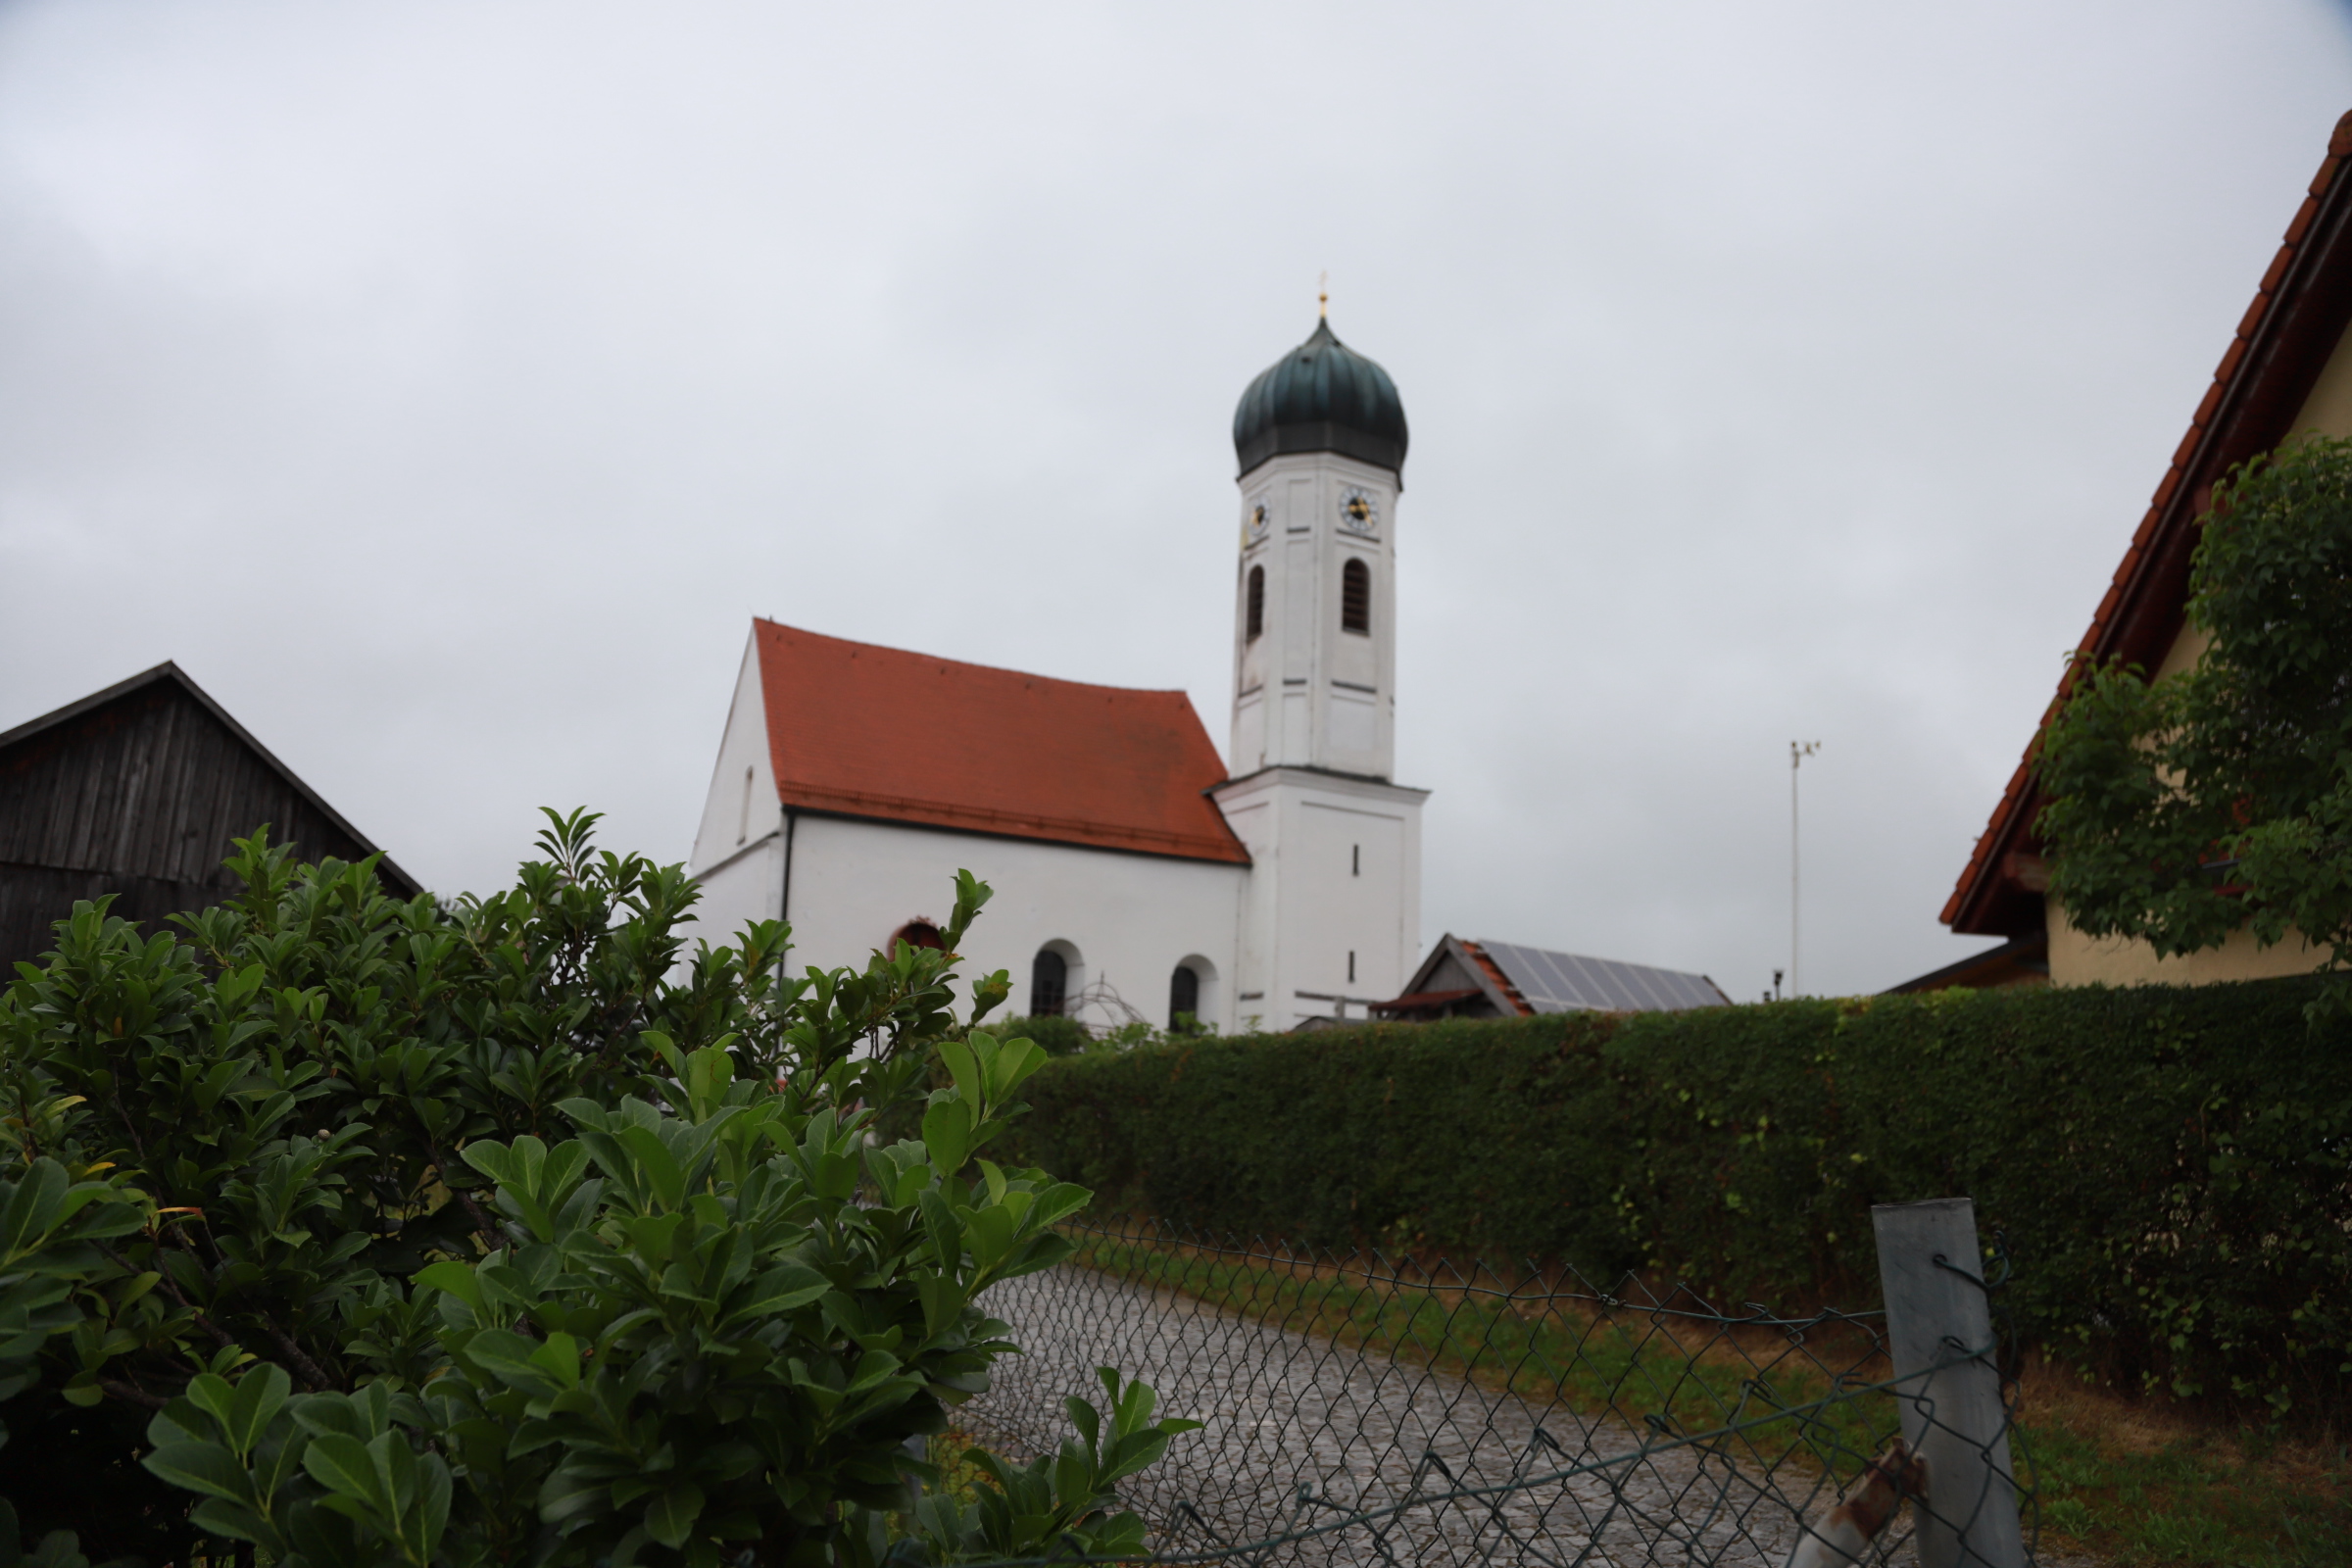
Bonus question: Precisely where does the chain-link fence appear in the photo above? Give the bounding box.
[956,1215,2036,1566]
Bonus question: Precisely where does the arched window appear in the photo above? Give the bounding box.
[1032,947,1068,1016]
[1168,963,1200,1029]
[1246,564,1265,641]
[890,919,943,954]
[1341,558,1371,635]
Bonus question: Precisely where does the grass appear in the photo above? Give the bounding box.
[927,1427,997,1507]
[2019,1363,2352,1567]
[1066,1228,2352,1567]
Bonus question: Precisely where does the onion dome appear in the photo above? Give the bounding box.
[1232,318,1407,480]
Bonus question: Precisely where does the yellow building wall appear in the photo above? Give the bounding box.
[2046,899,2328,987]
[2291,314,2352,439]
[2041,319,2352,988]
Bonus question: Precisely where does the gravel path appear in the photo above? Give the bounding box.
[961,1263,1891,1567]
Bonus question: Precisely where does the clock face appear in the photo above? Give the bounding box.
[1243,498,1271,547]
[1339,488,1378,534]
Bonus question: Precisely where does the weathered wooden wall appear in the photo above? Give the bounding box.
[0,673,416,968]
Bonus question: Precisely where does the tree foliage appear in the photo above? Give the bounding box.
[0,811,1189,1566]
[2038,433,2352,986]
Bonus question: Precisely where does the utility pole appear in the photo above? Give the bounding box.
[1790,741,1820,996]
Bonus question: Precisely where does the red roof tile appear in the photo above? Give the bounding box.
[752,620,1250,864]
[1944,110,2352,934]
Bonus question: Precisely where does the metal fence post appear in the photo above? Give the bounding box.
[903,1432,929,1515]
[1871,1197,2026,1568]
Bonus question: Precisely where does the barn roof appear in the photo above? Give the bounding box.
[1945,110,2352,936]
[751,619,1250,864]
[0,661,420,898]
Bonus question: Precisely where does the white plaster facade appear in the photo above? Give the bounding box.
[1210,765,1424,1032]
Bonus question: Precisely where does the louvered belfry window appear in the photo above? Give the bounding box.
[1341,559,1371,634]
[1247,565,1266,640]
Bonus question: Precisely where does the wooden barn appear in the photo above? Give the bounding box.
[0,662,419,968]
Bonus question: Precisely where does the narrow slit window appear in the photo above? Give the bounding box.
[1247,564,1266,641]
[1351,844,1359,876]
[1341,559,1371,635]
[1348,951,1356,984]
[738,765,753,844]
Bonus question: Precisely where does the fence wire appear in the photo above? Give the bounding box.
[953,1219,2037,1566]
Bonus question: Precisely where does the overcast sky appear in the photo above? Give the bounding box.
[4,2,2350,1000]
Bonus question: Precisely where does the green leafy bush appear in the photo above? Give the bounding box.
[0,812,1190,1565]
[1002,981,2352,1424]
[2040,435,2352,1005]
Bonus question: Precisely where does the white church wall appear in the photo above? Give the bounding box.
[771,814,1247,1034]
[680,634,790,961]
[1233,692,1265,775]
[688,636,783,876]
[1213,766,1425,1032]
[683,835,784,957]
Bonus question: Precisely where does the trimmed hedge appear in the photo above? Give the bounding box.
[994,1013,1098,1055]
[1003,978,2352,1423]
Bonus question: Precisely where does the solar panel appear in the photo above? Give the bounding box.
[1477,940,1726,1014]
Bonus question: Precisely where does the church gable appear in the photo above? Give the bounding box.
[748,620,1249,864]
[688,638,784,878]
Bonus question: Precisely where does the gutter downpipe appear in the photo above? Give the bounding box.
[779,808,797,926]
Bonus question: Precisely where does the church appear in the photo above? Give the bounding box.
[683,314,1731,1030]
[684,314,1426,1034]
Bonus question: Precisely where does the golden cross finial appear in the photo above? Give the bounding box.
[1318,271,1329,318]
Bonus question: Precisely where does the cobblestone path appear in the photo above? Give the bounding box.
[962,1264,1873,1567]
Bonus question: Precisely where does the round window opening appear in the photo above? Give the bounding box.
[890,919,944,954]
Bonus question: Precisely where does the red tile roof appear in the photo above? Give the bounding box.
[752,619,1250,864]
[1944,111,2352,936]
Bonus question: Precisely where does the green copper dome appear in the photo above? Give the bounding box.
[1232,318,1407,480]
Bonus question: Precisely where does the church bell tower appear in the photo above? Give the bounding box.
[1211,310,1428,1032]
[1224,314,1404,780]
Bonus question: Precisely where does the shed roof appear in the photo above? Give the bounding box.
[1945,110,2352,935]
[1475,938,1729,1013]
[1390,933,1728,1016]
[751,619,1250,864]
